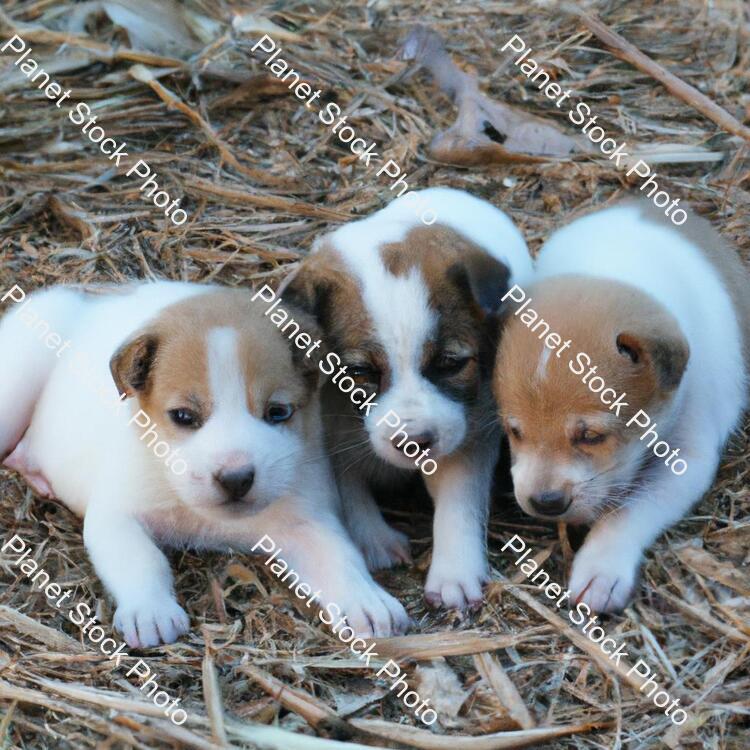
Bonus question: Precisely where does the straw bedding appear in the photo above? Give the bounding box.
[0,0,748,748]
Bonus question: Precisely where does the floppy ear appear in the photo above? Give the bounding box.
[110,332,159,396]
[616,330,690,391]
[280,262,333,324]
[459,248,511,315]
[287,305,326,386]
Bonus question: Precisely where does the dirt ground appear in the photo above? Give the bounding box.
[0,0,748,748]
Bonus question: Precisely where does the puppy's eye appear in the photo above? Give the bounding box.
[349,365,380,387]
[507,423,523,441]
[265,402,294,424]
[434,353,471,374]
[169,408,200,428]
[575,429,607,446]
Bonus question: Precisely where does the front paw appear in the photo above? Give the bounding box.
[424,555,488,610]
[323,573,410,639]
[357,522,411,571]
[569,540,641,613]
[114,595,190,648]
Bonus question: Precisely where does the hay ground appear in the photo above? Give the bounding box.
[0,0,749,748]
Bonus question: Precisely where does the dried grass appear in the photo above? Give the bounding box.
[1,0,748,748]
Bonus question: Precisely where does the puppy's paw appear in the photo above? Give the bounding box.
[358,523,411,571]
[114,595,190,648]
[341,584,411,639]
[569,540,641,613]
[321,569,410,639]
[424,556,488,610]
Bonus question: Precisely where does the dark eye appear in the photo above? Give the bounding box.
[575,429,607,446]
[507,423,523,441]
[349,365,380,387]
[265,402,294,424]
[434,353,471,374]
[168,408,200,428]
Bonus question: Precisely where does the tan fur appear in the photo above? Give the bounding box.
[286,225,508,394]
[111,289,316,448]
[494,276,688,500]
[282,245,382,366]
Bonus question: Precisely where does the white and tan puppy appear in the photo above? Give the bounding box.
[494,201,749,612]
[0,282,408,646]
[284,187,533,609]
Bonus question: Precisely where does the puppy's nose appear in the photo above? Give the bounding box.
[410,431,435,452]
[215,466,255,501]
[529,491,569,517]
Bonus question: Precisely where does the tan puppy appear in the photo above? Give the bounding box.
[0,282,408,646]
[494,202,749,613]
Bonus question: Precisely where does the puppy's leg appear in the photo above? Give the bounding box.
[84,502,189,648]
[423,438,498,609]
[570,415,721,613]
[338,473,411,571]
[222,505,410,638]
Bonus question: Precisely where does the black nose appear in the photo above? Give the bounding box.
[215,466,255,501]
[529,491,569,516]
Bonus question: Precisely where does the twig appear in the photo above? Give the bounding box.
[237,663,348,734]
[474,652,535,730]
[129,64,298,189]
[349,717,611,749]
[564,6,750,143]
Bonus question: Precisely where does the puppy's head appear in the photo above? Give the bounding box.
[110,289,319,515]
[284,224,510,468]
[493,276,689,523]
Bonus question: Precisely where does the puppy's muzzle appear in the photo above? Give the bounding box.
[391,430,435,454]
[528,491,572,517]
[215,466,255,503]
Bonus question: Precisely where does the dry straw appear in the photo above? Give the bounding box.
[0,0,748,748]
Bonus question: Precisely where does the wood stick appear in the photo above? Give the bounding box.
[129,64,296,189]
[565,7,750,143]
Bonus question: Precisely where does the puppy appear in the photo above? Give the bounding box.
[0,282,408,646]
[283,187,533,608]
[494,201,749,612]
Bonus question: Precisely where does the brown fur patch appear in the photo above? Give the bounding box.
[286,225,512,399]
[282,244,385,370]
[380,224,510,314]
[494,276,689,473]
[111,289,316,445]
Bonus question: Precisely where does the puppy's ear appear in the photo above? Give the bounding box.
[457,248,511,315]
[285,304,325,386]
[110,332,159,396]
[616,330,689,391]
[280,262,333,324]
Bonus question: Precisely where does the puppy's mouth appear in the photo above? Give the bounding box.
[221,498,255,512]
[523,498,573,521]
[382,438,440,468]
[219,492,275,515]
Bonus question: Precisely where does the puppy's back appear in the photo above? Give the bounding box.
[318,187,533,286]
[535,201,749,431]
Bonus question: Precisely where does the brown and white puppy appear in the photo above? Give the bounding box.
[0,282,408,646]
[494,201,749,612]
[283,187,533,608]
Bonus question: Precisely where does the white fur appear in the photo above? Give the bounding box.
[534,347,552,381]
[322,187,531,464]
[167,327,302,512]
[0,282,409,645]
[318,188,529,608]
[317,186,533,284]
[535,205,747,612]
